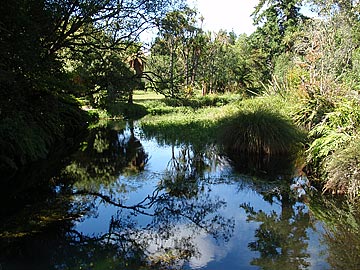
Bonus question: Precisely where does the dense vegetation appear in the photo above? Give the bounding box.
[2,0,360,199]
[0,0,184,179]
[143,0,360,199]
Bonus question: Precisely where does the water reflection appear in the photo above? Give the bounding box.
[159,144,227,198]
[2,120,235,269]
[2,120,359,269]
[309,197,360,270]
[241,181,312,270]
[70,163,235,269]
[63,121,149,191]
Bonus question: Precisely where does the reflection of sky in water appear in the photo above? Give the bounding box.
[75,128,329,270]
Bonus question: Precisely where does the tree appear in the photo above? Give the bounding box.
[250,0,306,81]
[0,0,185,173]
[148,7,205,98]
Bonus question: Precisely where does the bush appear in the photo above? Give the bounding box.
[0,93,90,178]
[305,98,360,174]
[324,137,360,199]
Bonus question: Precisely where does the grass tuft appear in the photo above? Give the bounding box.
[219,109,306,156]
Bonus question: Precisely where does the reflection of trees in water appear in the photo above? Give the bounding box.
[309,197,360,270]
[161,144,228,198]
[63,121,148,191]
[51,181,235,269]
[63,123,234,268]
[241,178,313,270]
[64,138,234,268]
[121,121,150,175]
[1,121,235,269]
[2,177,235,270]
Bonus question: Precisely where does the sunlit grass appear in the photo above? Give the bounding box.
[140,104,239,147]
[139,94,301,153]
[133,90,165,102]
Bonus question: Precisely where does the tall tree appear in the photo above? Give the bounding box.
[148,7,204,97]
[251,0,305,73]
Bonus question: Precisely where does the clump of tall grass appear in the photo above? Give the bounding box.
[219,109,306,156]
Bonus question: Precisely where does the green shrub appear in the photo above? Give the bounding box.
[305,98,360,172]
[0,93,90,177]
[293,94,335,131]
[323,137,360,198]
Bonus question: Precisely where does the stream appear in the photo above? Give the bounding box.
[1,120,360,270]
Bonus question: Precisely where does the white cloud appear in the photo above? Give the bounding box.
[188,0,259,35]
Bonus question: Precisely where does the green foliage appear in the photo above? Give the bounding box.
[241,200,311,269]
[305,98,360,172]
[149,16,263,97]
[139,95,242,149]
[64,45,139,107]
[63,121,149,190]
[140,93,305,177]
[142,100,176,116]
[235,94,294,116]
[140,107,221,148]
[293,94,335,131]
[163,95,238,108]
[107,102,148,119]
[0,94,90,177]
[273,54,296,87]
[0,0,184,174]
[291,14,358,98]
[324,137,360,198]
[251,0,305,69]
[219,109,305,156]
[140,94,239,117]
[148,7,205,98]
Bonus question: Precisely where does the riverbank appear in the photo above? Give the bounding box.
[128,90,360,199]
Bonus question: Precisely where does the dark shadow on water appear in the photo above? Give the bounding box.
[225,151,297,180]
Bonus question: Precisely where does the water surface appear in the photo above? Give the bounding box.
[1,121,359,269]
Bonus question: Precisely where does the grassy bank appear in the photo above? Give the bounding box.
[132,90,360,199]
[85,88,360,199]
[137,92,304,178]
